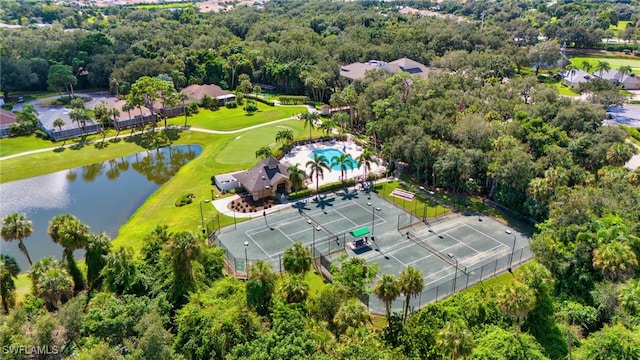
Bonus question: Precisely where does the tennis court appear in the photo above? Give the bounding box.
[215,186,531,313]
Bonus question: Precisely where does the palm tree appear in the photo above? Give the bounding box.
[306,153,331,198]
[301,112,319,141]
[107,107,121,137]
[356,149,375,183]
[255,145,273,159]
[29,257,74,311]
[53,118,65,145]
[247,260,276,315]
[0,254,20,314]
[581,60,593,74]
[48,214,90,292]
[70,108,92,139]
[86,232,112,290]
[618,279,640,316]
[595,60,611,78]
[334,299,372,337]
[618,65,633,85]
[319,118,335,136]
[280,274,309,303]
[122,101,135,133]
[332,112,349,134]
[497,281,536,335]
[436,319,475,360]
[593,242,638,282]
[178,92,190,127]
[1,212,34,266]
[282,242,313,274]
[565,64,578,83]
[275,129,294,147]
[375,274,400,320]
[606,142,634,166]
[283,242,312,275]
[287,163,306,194]
[331,152,356,187]
[398,266,424,321]
[165,232,201,305]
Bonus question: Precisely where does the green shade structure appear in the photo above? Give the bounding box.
[350,227,370,238]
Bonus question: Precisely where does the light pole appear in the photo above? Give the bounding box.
[199,199,210,235]
[232,210,237,230]
[371,201,375,237]
[506,230,517,272]
[447,253,458,294]
[311,223,316,259]
[244,241,249,274]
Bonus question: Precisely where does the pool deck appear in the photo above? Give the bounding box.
[281,140,386,189]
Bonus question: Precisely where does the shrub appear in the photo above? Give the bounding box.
[175,194,194,207]
[278,95,308,105]
[244,103,258,113]
[245,94,275,106]
[35,129,50,140]
[1,103,12,111]
[225,101,238,109]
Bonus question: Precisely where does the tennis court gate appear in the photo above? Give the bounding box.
[364,244,534,316]
[211,230,351,279]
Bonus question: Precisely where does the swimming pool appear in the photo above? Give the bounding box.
[311,148,359,171]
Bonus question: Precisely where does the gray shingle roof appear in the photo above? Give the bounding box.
[233,157,290,193]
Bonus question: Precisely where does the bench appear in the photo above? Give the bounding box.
[391,188,415,200]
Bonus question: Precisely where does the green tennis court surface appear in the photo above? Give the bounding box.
[215,186,531,314]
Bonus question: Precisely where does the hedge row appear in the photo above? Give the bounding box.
[245,94,275,106]
[279,95,308,105]
[288,179,357,200]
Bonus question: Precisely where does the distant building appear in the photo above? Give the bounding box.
[214,171,242,192]
[594,69,640,90]
[340,57,432,82]
[233,157,292,201]
[562,69,593,88]
[0,109,17,138]
[104,99,156,130]
[38,107,101,141]
[153,84,236,118]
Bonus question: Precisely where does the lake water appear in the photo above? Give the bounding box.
[0,145,201,271]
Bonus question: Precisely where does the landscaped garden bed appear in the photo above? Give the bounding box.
[228,196,279,213]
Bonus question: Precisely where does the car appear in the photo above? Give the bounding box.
[17,96,24,103]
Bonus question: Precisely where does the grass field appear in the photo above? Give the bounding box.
[0,130,124,158]
[374,180,449,219]
[168,105,307,131]
[570,57,640,74]
[553,82,580,96]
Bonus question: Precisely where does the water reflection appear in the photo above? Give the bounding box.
[0,145,201,270]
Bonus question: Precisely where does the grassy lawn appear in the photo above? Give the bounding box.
[570,56,640,74]
[374,180,449,219]
[134,2,193,9]
[113,120,324,252]
[305,269,328,296]
[0,130,122,158]
[168,105,307,131]
[553,82,580,96]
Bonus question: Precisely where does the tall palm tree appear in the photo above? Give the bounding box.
[580,60,593,74]
[436,319,475,360]
[334,299,372,337]
[332,112,349,134]
[301,112,319,141]
[306,153,331,198]
[178,92,190,126]
[48,214,90,291]
[53,118,65,145]
[280,274,309,303]
[606,142,634,167]
[565,64,578,83]
[497,281,536,335]
[0,254,20,314]
[166,231,202,282]
[247,260,276,315]
[283,242,312,275]
[86,232,112,290]
[107,107,121,137]
[398,266,424,321]
[375,274,400,320]
[331,152,356,187]
[594,60,611,78]
[618,65,633,85]
[356,149,375,183]
[593,242,638,282]
[30,257,74,311]
[122,101,135,133]
[1,212,34,266]
[287,163,306,194]
[70,108,92,139]
[275,129,294,147]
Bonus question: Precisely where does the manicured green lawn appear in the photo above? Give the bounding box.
[305,269,328,296]
[169,105,307,131]
[570,57,640,74]
[374,180,449,219]
[0,130,120,158]
[15,273,30,302]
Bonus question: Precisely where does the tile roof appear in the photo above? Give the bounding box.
[0,109,17,126]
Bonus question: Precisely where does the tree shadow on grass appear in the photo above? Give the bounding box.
[109,137,122,144]
[53,147,66,153]
[124,128,183,150]
[94,141,109,149]
[69,143,85,151]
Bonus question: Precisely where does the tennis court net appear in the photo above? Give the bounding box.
[406,231,458,268]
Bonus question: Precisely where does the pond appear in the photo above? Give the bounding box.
[0,145,202,271]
